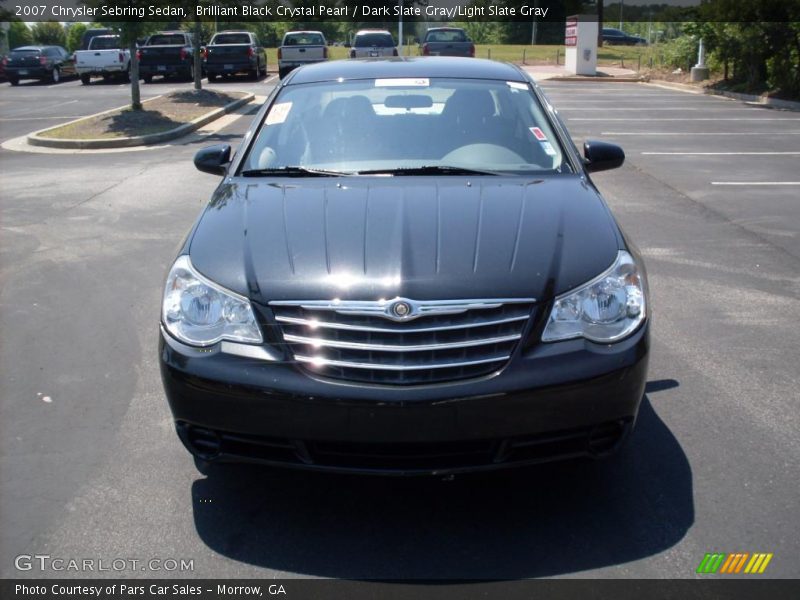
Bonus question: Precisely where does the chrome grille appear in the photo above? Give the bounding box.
[269,298,535,385]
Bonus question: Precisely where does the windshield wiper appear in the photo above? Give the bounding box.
[356,165,501,176]
[240,166,351,177]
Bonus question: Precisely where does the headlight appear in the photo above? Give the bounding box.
[162,255,263,347]
[542,251,646,343]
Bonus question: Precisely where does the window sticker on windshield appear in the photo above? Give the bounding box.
[530,127,548,141]
[541,141,557,156]
[507,81,528,90]
[375,78,430,87]
[265,102,292,125]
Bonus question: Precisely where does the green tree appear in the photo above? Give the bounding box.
[31,21,67,47]
[66,23,88,53]
[8,21,33,49]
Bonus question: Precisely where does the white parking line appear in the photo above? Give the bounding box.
[5,99,78,117]
[644,151,800,156]
[711,181,800,186]
[0,116,90,121]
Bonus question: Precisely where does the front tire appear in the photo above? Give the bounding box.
[9,77,19,86]
[80,74,91,85]
[50,67,60,83]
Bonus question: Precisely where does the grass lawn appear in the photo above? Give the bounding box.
[263,44,654,71]
[38,90,247,140]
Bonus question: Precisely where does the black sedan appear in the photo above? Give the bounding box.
[602,28,648,46]
[4,46,76,85]
[159,58,649,476]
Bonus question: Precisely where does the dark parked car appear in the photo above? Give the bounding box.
[138,31,197,83]
[204,30,266,82]
[80,28,115,51]
[4,46,76,85]
[349,30,398,58]
[420,27,475,57]
[602,28,648,46]
[160,58,649,476]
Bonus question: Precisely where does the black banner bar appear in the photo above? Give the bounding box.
[3,579,800,600]
[1,0,799,23]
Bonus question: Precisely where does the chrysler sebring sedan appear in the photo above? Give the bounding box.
[159,58,649,475]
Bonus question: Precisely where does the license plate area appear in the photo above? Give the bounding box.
[157,65,166,71]
[224,64,233,70]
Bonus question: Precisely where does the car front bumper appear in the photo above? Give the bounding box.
[159,322,649,475]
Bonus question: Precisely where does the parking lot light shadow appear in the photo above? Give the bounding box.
[190,395,693,578]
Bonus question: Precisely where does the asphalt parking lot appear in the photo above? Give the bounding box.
[0,75,798,579]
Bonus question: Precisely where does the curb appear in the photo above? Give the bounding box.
[549,75,649,83]
[646,80,705,94]
[27,93,256,149]
[705,89,800,111]
[649,79,800,110]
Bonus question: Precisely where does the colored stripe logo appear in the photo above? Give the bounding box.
[697,552,773,574]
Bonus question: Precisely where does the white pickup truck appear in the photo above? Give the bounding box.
[74,35,131,85]
[277,31,327,80]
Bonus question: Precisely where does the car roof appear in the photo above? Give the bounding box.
[288,57,526,85]
[12,46,45,51]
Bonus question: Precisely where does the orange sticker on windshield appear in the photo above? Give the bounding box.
[266,101,292,125]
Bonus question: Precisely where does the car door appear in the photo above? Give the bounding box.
[57,47,76,75]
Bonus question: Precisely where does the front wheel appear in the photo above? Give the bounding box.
[9,77,19,86]
[50,67,60,83]
[80,74,91,85]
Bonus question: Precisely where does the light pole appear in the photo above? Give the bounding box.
[398,0,403,56]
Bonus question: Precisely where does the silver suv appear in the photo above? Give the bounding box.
[349,30,398,59]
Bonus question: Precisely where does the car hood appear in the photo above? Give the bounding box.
[188,177,622,303]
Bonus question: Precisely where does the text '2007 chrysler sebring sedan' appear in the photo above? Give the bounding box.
[159,58,649,475]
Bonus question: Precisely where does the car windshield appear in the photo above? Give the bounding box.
[90,37,121,50]
[242,78,567,176]
[148,35,185,46]
[284,33,324,46]
[213,34,251,44]
[355,34,394,48]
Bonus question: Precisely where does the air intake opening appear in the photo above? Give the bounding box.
[180,424,221,460]
[588,420,628,456]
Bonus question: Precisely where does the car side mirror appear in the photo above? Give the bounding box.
[194,144,231,176]
[583,140,625,173]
